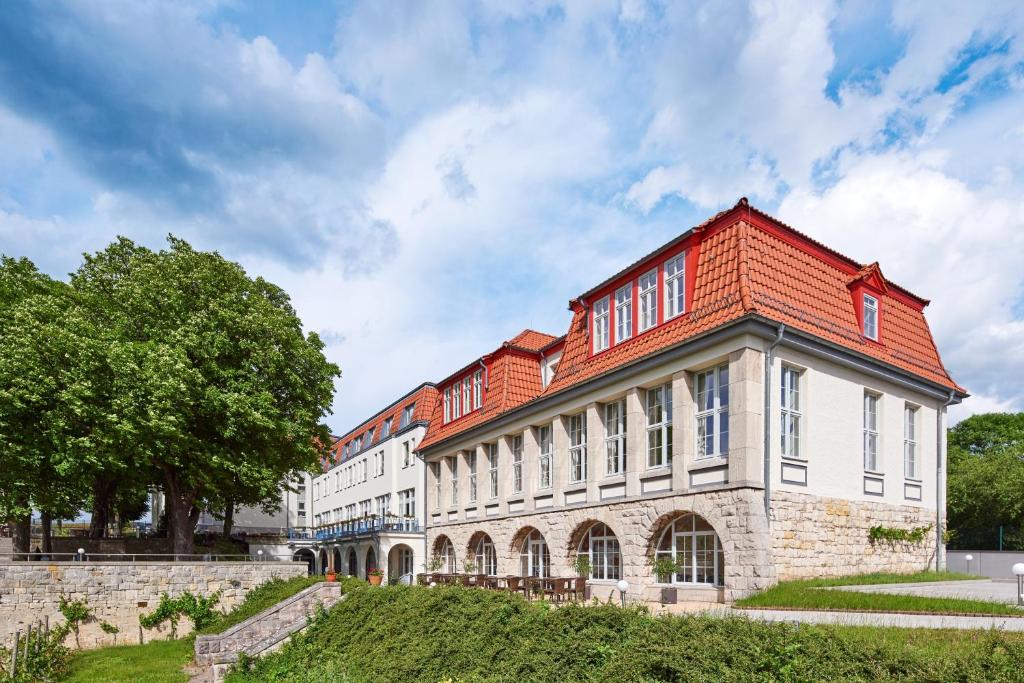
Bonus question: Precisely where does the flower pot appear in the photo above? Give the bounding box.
[368,574,383,586]
[325,573,337,583]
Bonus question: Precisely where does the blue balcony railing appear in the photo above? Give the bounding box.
[288,517,421,541]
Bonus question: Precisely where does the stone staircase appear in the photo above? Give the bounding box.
[194,581,343,682]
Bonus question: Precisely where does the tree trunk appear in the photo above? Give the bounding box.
[163,470,197,556]
[41,510,52,555]
[12,512,31,556]
[89,479,116,539]
[222,500,234,539]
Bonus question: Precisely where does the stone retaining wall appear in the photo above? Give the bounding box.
[0,561,307,649]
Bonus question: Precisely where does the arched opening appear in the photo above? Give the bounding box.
[365,546,377,576]
[332,548,343,574]
[388,543,415,584]
[432,535,456,573]
[513,527,550,578]
[292,548,316,576]
[347,547,358,576]
[317,549,328,575]
[653,512,724,586]
[467,531,497,576]
[575,521,621,580]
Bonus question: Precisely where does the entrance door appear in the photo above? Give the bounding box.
[528,537,549,577]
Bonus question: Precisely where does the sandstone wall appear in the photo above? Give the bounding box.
[771,490,937,579]
[0,561,307,650]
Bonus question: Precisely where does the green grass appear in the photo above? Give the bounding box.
[226,584,1024,683]
[198,574,324,635]
[65,638,192,683]
[735,570,1024,615]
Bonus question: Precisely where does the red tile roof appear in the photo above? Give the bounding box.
[417,199,962,452]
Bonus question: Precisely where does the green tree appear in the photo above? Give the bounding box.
[71,236,339,554]
[947,412,1024,550]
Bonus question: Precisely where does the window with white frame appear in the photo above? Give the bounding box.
[437,537,456,573]
[488,443,499,499]
[402,441,412,468]
[375,451,384,477]
[614,284,632,343]
[863,392,880,471]
[314,481,319,500]
[450,456,459,506]
[604,399,626,475]
[863,294,879,340]
[468,450,478,503]
[398,488,416,518]
[361,459,367,482]
[381,417,392,439]
[366,428,375,445]
[512,434,524,494]
[432,462,441,510]
[664,254,685,319]
[401,403,415,428]
[443,388,451,423]
[359,499,371,517]
[463,377,472,414]
[375,494,390,517]
[696,365,729,458]
[578,522,621,580]
[452,384,461,420]
[569,413,587,482]
[904,404,919,479]
[654,514,724,586]
[473,370,483,409]
[780,366,802,459]
[593,296,610,352]
[639,269,658,331]
[538,424,553,489]
[475,534,498,576]
[646,384,673,468]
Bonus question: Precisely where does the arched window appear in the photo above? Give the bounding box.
[365,547,377,576]
[578,522,621,580]
[437,536,456,573]
[474,534,497,576]
[655,513,724,586]
[517,529,550,578]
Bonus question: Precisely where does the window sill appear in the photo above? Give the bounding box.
[780,455,808,464]
[904,476,923,483]
[565,482,587,494]
[506,495,525,504]
[601,474,626,485]
[864,470,885,477]
[688,457,728,472]
[640,467,672,481]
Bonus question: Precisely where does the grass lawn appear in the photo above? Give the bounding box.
[66,637,192,683]
[735,570,1024,615]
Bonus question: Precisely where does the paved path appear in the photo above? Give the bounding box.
[730,606,1024,631]
[832,579,1021,605]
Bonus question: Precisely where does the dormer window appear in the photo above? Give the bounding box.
[863,294,879,341]
[665,254,685,319]
[401,403,415,428]
[365,428,375,445]
[462,377,472,414]
[381,417,392,439]
[452,383,461,419]
[593,296,610,352]
[614,284,632,342]
[473,370,483,409]
[639,269,658,331]
[443,389,451,423]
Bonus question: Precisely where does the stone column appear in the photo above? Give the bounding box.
[522,426,539,512]
[585,402,602,501]
[552,415,570,501]
[625,388,645,497]
[671,370,693,491]
[728,347,764,486]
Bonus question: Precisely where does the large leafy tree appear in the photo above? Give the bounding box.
[947,412,1024,550]
[71,236,339,554]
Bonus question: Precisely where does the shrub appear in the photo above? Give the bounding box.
[139,590,221,637]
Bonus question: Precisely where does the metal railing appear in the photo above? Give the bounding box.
[289,517,422,542]
[0,551,299,563]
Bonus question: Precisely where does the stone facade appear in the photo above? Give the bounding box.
[426,486,775,603]
[771,490,937,579]
[0,561,307,649]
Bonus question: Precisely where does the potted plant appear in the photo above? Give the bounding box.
[367,567,385,586]
[325,570,337,583]
[463,558,477,575]
[652,556,680,604]
[426,555,443,573]
[572,554,592,578]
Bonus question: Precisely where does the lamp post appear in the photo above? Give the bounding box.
[965,554,974,575]
[257,549,264,562]
[76,548,85,562]
[616,579,629,608]
[1012,563,1024,608]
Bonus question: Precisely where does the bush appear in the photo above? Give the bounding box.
[139,590,221,637]
[198,575,323,635]
[225,585,1024,683]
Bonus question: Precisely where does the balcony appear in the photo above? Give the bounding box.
[288,516,422,542]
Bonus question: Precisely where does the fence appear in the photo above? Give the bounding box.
[946,550,1024,579]
[947,525,1023,552]
[0,551,295,563]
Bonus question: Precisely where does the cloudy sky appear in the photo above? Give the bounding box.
[1,0,1022,432]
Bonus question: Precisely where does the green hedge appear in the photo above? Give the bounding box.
[227,585,1024,682]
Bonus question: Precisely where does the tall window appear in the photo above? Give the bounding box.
[381,417,392,439]
[780,366,802,459]
[614,284,632,343]
[375,452,384,477]
[569,413,587,482]
[578,522,621,580]
[518,529,550,578]
[655,514,724,586]
[538,424,553,489]
[359,499,371,517]
[443,389,451,423]
[463,377,472,414]
[366,428,375,445]
[432,462,441,510]
[512,434,524,494]
[403,441,412,468]
[488,443,499,499]
[437,537,456,573]
[452,383,461,419]
[664,254,685,319]
[696,365,729,458]
[475,535,497,576]
[375,494,390,516]
[473,370,483,409]
[604,399,626,475]
[639,269,658,331]
[401,403,415,428]
[593,296,610,352]
[863,294,879,340]
[863,392,879,471]
[646,384,673,468]
[398,488,416,517]
[468,451,477,504]
[904,404,919,479]
[450,456,459,506]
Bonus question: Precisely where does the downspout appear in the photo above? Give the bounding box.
[936,389,956,570]
[478,358,489,390]
[763,324,785,525]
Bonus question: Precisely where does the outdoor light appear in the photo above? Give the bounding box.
[965,554,974,575]
[429,581,437,587]
[77,547,85,561]
[616,579,629,608]
[257,549,264,562]
[1012,562,1024,608]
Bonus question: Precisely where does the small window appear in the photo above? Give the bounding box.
[863,392,880,471]
[615,284,632,343]
[639,269,658,332]
[473,370,483,409]
[538,425,553,489]
[366,428,375,445]
[904,404,919,480]
[780,366,802,459]
[401,403,415,428]
[593,296,610,352]
[568,413,587,483]
[664,254,685,319]
[695,365,729,458]
[381,417,392,439]
[863,294,879,341]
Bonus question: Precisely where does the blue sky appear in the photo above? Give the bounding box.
[1,0,1022,433]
